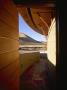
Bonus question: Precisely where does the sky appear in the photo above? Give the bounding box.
[19,14,47,42]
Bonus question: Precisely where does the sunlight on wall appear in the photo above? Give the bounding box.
[47,18,56,66]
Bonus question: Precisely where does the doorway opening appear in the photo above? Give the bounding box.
[18,10,56,90]
[17,1,56,90]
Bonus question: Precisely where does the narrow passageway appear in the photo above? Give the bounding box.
[0,1,56,90]
[20,53,56,90]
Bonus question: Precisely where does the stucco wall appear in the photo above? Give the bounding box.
[47,18,56,66]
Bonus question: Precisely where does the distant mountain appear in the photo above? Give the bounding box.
[19,33,27,38]
[19,33,42,43]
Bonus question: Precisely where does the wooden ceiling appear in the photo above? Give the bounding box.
[13,0,56,36]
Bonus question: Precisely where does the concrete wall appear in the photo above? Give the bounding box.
[0,0,19,90]
[20,52,40,75]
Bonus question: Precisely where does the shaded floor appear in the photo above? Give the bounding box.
[20,53,56,90]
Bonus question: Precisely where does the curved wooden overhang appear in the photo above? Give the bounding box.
[13,0,56,36]
[30,8,56,35]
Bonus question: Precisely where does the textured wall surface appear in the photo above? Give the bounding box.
[0,0,19,90]
[47,18,56,66]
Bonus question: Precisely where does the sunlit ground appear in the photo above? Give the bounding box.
[19,50,47,54]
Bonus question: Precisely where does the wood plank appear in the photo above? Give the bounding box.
[0,51,19,69]
[0,37,19,54]
[0,21,18,39]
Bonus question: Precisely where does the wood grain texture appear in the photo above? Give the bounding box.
[0,0,19,90]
